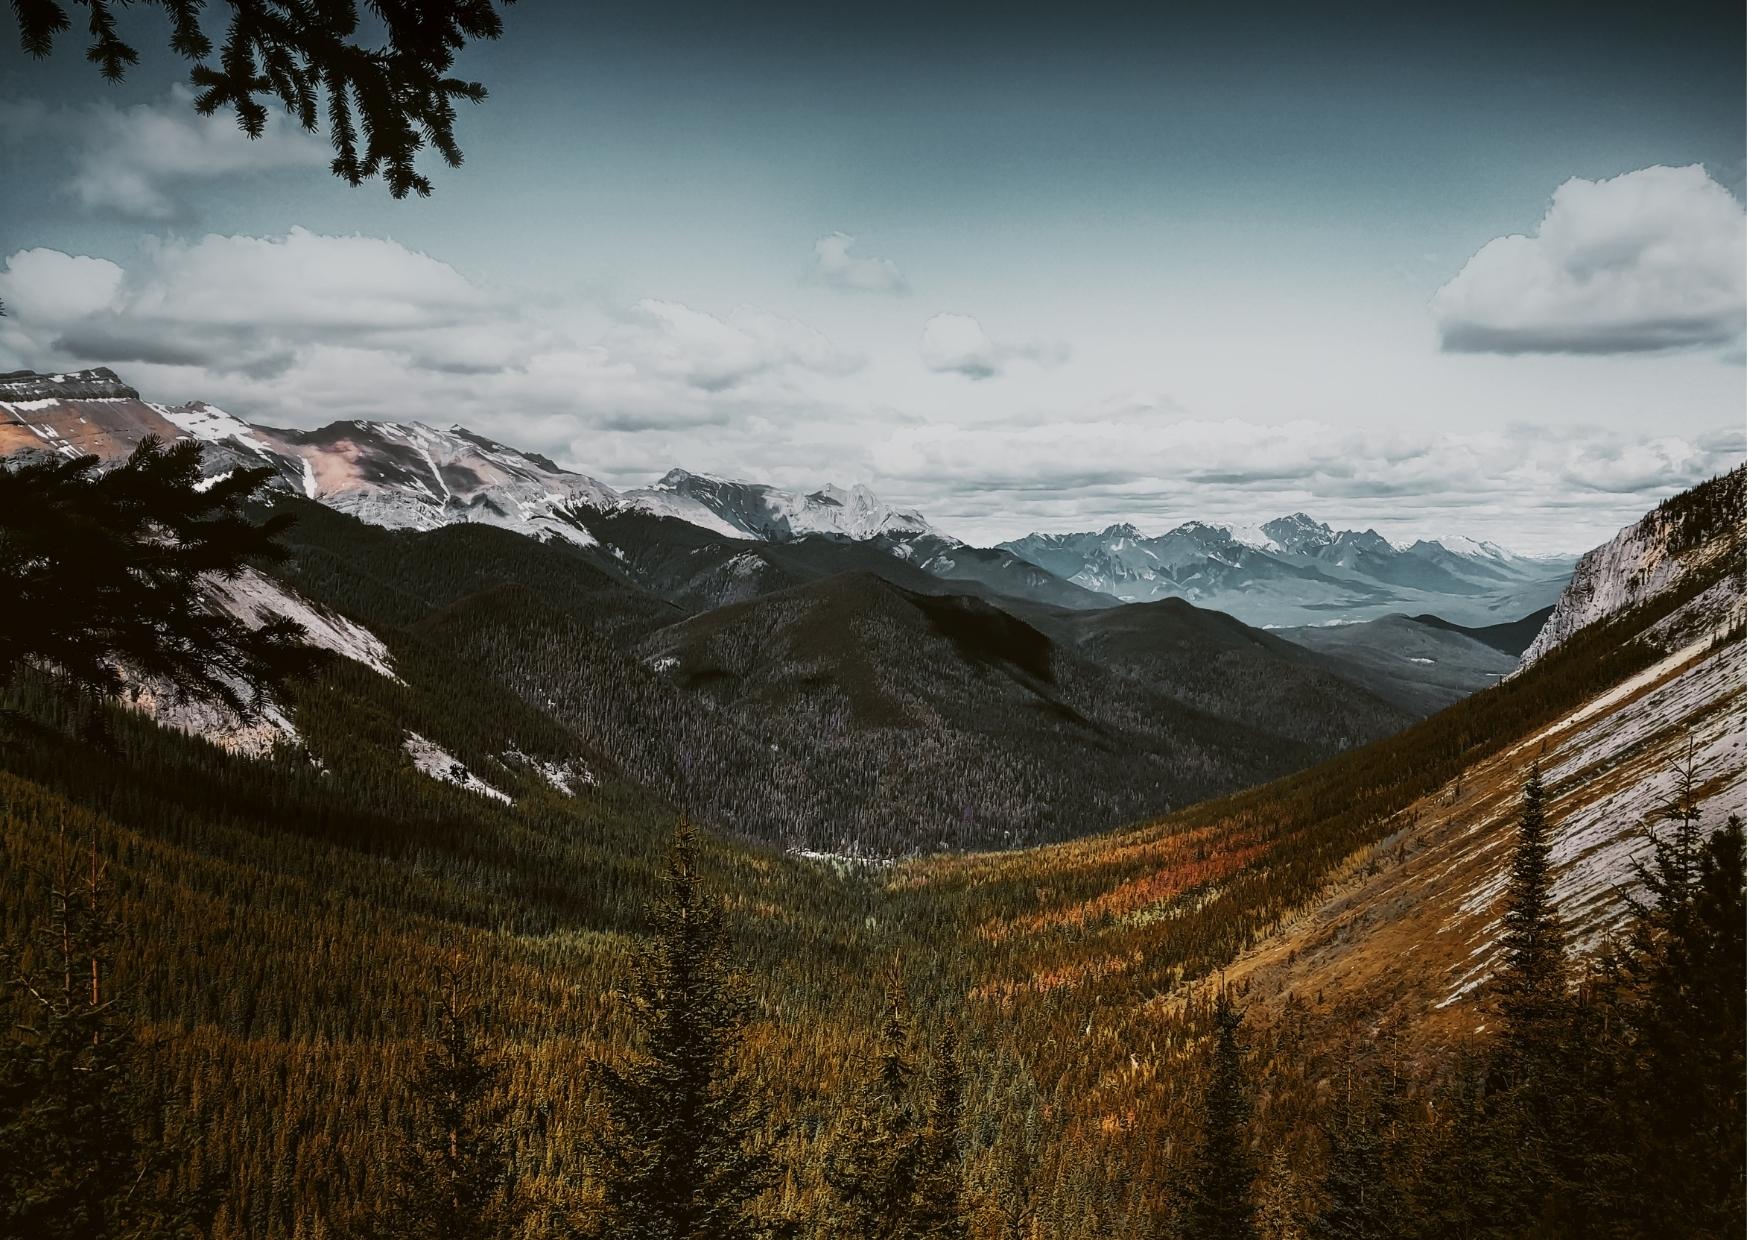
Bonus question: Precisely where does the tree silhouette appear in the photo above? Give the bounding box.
[584,822,783,1239]
[7,0,513,198]
[1174,986,1256,1240]
[0,839,207,1238]
[0,436,318,716]
[367,961,521,1239]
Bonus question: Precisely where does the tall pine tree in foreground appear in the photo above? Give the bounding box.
[364,962,520,1239]
[825,980,924,1240]
[1494,762,1569,1068]
[583,822,782,1239]
[1584,756,1747,1240]
[0,438,318,716]
[1173,986,1256,1240]
[914,1028,970,1240]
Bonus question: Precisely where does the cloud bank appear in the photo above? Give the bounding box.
[1432,165,1745,356]
[0,229,1737,555]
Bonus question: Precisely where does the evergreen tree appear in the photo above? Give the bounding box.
[584,822,782,1239]
[365,962,520,1239]
[1494,762,1567,1068]
[1587,800,1746,1239]
[824,979,923,1239]
[0,841,204,1238]
[1174,986,1256,1240]
[7,1,512,198]
[913,1027,969,1240]
[0,438,318,715]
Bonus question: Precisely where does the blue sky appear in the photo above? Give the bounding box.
[1,1,1742,551]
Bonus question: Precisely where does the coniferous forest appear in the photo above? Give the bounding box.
[0,433,1742,1238]
[2,3,1745,1236]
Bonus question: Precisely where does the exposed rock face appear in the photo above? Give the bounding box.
[0,369,619,548]
[619,467,939,542]
[0,366,141,401]
[1521,466,1746,666]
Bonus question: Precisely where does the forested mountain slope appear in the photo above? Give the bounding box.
[896,470,1743,1197]
[1276,611,1522,714]
[0,456,1738,1237]
[264,503,1411,852]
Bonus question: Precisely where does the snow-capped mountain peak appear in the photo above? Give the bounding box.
[620,468,941,544]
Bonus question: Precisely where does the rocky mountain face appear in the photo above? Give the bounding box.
[1519,466,1746,666]
[1000,513,1573,627]
[2,368,1103,610]
[0,368,615,546]
[620,467,938,542]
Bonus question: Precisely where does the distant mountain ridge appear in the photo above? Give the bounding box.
[1000,512,1573,627]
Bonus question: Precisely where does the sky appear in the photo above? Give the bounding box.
[0,1,1743,553]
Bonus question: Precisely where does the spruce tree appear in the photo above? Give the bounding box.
[366,963,520,1239]
[1594,806,1746,1238]
[8,1,512,199]
[584,822,781,1240]
[1175,986,1256,1240]
[824,980,925,1240]
[1495,762,1568,1068]
[914,1028,969,1240]
[1309,1071,1401,1240]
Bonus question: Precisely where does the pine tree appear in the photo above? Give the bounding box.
[364,963,520,1239]
[1174,986,1256,1240]
[584,822,782,1239]
[0,840,205,1238]
[1494,762,1568,1068]
[824,979,925,1240]
[1591,803,1746,1239]
[914,1028,969,1240]
[7,1,512,198]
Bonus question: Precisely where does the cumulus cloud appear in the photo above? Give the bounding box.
[0,88,327,220]
[920,312,1068,380]
[1432,164,1746,356]
[809,232,908,293]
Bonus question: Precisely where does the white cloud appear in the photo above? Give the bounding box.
[2,229,1737,557]
[0,88,327,221]
[920,312,1069,380]
[611,299,861,391]
[1432,164,1746,356]
[810,232,908,293]
[0,249,123,324]
[0,230,862,448]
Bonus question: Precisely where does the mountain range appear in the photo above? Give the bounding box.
[1,366,1571,629]
[1,362,1742,1236]
[1000,515,1572,627]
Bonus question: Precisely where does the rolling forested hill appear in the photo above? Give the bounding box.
[260,495,1415,853]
